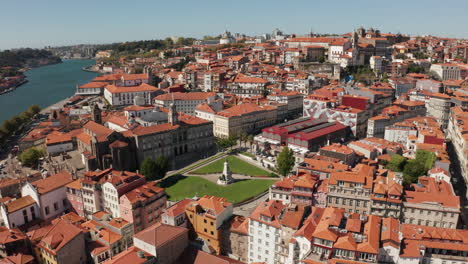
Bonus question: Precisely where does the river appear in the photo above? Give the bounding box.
[0,59,98,123]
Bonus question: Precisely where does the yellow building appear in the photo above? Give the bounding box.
[28,219,87,264]
[214,103,277,138]
[185,195,233,254]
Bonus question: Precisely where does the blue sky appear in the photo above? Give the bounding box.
[1,0,467,49]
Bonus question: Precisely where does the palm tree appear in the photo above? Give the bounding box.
[239,132,247,149]
[247,134,255,153]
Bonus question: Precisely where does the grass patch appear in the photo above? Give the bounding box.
[160,175,275,203]
[167,152,225,176]
[192,156,270,176]
[240,152,255,158]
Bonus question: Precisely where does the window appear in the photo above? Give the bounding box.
[63,199,67,207]
[54,202,59,211]
[45,206,50,215]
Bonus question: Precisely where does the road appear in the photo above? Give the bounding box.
[233,192,269,217]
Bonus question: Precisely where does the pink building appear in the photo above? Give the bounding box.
[119,182,167,233]
[66,179,84,217]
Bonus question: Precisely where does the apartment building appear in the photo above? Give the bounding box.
[426,93,452,129]
[225,73,268,98]
[161,199,193,227]
[101,171,146,218]
[402,177,460,229]
[119,182,167,233]
[326,164,375,215]
[446,106,468,197]
[213,103,277,138]
[104,83,159,106]
[221,216,249,263]
[248,200,310,264]
[185,195,233,254]
[288,207,381,263]
[269,174,318,206]
[430,63,462,80]
[21,171,74,221]
[370,171,403,218]
[28,219,87,264]
[153,92,218,115]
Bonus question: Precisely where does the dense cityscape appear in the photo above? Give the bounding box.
[1,22,468,264]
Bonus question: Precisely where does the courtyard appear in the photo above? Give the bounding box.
[159,174,276,203]
[191,155,274,177]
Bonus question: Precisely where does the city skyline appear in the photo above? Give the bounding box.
[1,0,468,50]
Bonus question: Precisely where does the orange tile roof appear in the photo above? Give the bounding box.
[102,246,151,264]
[192,195,232,215]
[105,83,158,94]
[45,131,72,145]
[59,212,85,225]
[0,228,27,244]
[217,103,275,118]
[345,218,362,233]
[32,219,82,254]
[79,82,108,89]
[133,222,188,248]
[120,182,165,205]
[334,234,357,251]
[163,199,193,218]
[31,171,74,194]
[249,200,285,229]
[229,216,249,235]
[65,179,81,190]
[131,123,178,136]
[356,215,381,254]
[381,217,400,248]
[280,205,306,229]
[195,103,216,113]
[228,73,268,84]
[405,177,460,208]
[320,143,355,155]
[154,92,215,101]
[5,195,36,213]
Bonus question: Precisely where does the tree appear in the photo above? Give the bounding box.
[28,105,41,116]
[18,147,44,168]
[387,154,407,172]
[277,147,295,177]
[247,134,255,152]
[403,160,426,184]
[402,150,436,184]
[407,64,425,74]
[216,136,237,151]
[395,53,406,59]
[318,55,325,63]
[238,132,248,148]
[140,157,158,181]
[154,156,170,180]
[1,119,16,135]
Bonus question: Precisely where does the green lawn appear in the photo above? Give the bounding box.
[240,151,255,158]
[161,175,275,203]
[191,156,270,176]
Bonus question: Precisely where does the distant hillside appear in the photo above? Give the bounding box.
[0,48,61,68]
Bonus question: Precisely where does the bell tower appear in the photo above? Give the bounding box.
[168,102,178,125]
[92,103,102,124]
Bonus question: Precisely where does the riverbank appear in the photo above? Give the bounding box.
[0,79,28,95]
[0,59,98,123]
[0,60,63,96]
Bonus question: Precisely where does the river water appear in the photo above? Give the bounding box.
[0,59,98,123]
